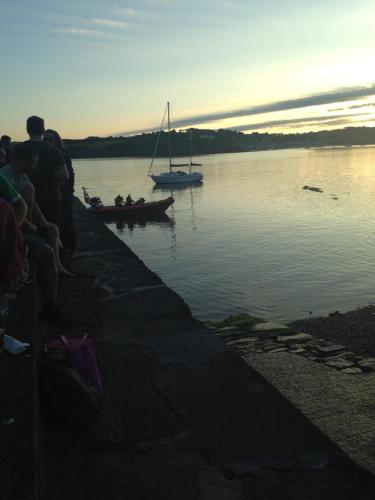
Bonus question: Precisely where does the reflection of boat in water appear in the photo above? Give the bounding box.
[82,187,174,218]
[153,181,203,192]
[148,103,203,185]
[153,181,200,234]
[113,214,175,232]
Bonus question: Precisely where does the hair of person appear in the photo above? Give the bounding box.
[45,129,65,150]
[12,142,38,163]
[0,135,11,143]
[26,116,45,136]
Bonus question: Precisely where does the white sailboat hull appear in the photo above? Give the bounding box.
[151,172,203,184]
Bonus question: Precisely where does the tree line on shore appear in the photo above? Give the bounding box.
[64,126,375,159]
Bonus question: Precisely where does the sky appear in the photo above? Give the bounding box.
[2,0,375,139]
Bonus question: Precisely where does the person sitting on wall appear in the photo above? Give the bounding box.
[125,194,134,207]
[0,135,12,162]
[114,194,124,207]
[0,172,27,226]
[0,172,70,328]
[0,147,7,168]
[135,197,145,205]
[1,143,72,276]
[0,198,29,299]
[1,143,39,217]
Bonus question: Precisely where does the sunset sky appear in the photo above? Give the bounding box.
[2,0,375,139]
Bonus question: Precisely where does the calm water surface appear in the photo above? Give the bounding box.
[75,148,375,322]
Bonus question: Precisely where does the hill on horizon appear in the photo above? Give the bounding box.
[64,125,375,159]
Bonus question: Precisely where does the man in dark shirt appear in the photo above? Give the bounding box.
[25,116,68,226]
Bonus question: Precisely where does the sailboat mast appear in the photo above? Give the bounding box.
[167,102,172,173]
[189,129,192,174]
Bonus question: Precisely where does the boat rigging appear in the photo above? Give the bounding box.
[148,102,204,185]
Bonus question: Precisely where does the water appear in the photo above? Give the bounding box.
[75,147,375,322]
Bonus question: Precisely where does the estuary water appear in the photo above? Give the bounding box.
[75,147,375,322]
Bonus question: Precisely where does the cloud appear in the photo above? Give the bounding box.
[115,84,375,136]
[330,102,375,112]
[290,118,358,129]
[166,84,375,130]
[225,113,370,132]
[90,18,127,27]
[218,0,241,9]
[113,5,136,16]
[59,27,104,36]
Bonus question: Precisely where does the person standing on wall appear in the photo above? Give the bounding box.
[44,129,76,254]
[25,116,68,226]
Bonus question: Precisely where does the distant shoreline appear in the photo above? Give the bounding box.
[70,143,375,161]
[65,126,375,160]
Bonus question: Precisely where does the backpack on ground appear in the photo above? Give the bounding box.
[40,349,102,427]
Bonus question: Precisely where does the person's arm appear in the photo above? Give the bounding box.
[0,174,27,226]
[54,149,69,184]
[56,161,69,184]
[13,196,27,226]
[31,201,48,227]
[22,218,38,233]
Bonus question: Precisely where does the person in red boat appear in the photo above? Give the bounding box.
[115,194,124,207]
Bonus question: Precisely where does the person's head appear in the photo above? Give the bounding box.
[11,143,39,175]
[0,135,11,147]
[44,129,64,150]
[26,116,45,138]
[0,147,6,165]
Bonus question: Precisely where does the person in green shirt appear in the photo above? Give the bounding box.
[0,172,27,226]
[1,143,73,276]
[0,171,71,329]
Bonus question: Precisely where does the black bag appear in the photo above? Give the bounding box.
[40,349,102,427]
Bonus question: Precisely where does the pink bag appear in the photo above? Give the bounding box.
[45,334,103,392]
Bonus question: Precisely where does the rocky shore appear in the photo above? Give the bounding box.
[208,312,375,375]
[289,305,375,358]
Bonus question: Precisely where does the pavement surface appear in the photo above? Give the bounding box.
[42,199,375,500]
[211,315,375,476]
[0,279,40,500]
[246,351,375,475]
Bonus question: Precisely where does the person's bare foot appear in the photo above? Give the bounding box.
[58,265,75,277]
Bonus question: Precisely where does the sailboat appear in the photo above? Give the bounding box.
[149,102,204,185]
